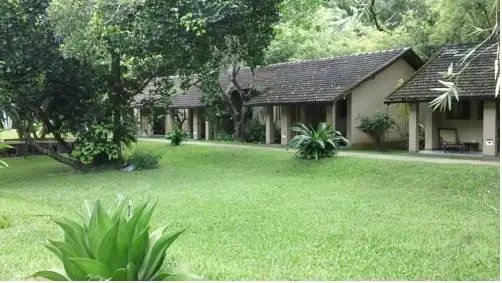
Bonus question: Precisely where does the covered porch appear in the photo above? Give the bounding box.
[407,99,499,156]
[133,106,214,141]
[164,107,214,141]
[263,99,349,145]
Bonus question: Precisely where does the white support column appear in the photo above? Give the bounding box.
[408,103,419,152]
[205,120,213,140]
[280,105,292,145]
[326,102,336,128]
[265,105,274,144]
[192,108,201,140]
[166,109,176,132]
[186,109,193,138]
[299,105,307,125]
[134,108,141,134]
[483,100,497,156]
[424,109,439,150]
[145,118,153,136]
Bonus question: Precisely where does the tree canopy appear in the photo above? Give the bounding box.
[265,0,497,64]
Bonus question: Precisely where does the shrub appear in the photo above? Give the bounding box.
[71,124,121,166]
[166,128,189,146]
[128,152,161,170]
[288,122,350,160]
[215,132,234,141]
[243,119,265,143]
[357,112,396,149]
[33,197,195,281]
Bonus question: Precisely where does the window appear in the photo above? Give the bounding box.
[446,100,471,120]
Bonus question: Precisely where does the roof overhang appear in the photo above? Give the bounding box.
[384,95,498,104]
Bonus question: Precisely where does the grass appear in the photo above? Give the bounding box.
[0,142,499,280]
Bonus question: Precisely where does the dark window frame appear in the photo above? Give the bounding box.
[477,100,484,120]
[446,100,471,120]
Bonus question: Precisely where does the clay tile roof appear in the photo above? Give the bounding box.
[134,69,253,109]
[246,48,423,106]
[385,42,497,104]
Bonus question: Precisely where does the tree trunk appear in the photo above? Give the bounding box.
[109,51,124,156]
[25,137,82,170]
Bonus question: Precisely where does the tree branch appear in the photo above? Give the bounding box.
[368,0,390,34]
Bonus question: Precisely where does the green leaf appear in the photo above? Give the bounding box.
[69,258,111,280]
[97,221,120,271]
[135,202,157,238]
[111,268,128,281]
[88,200,113,257]
[52,218,89,257]
[128,226,149,268]
[138,229,185,280]
[33,270,69,281]
[127,263,138,281]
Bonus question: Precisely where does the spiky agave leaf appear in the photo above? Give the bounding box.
[34,198,193,281]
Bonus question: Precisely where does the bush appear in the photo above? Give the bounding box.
[166,128,189,146]
[215,132,234,141]
[243,120,265,143]
[33,197,196,281]
[128,151,161,170]
[288,122,350,160]
[356,112,396,149]
[71,124,121,166]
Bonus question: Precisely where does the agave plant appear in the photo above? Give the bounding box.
[33,196,195,281]
[288,122,350,160]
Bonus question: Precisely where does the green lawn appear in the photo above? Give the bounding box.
[0,142,499,280]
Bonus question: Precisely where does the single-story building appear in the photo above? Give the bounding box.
[133,72,252,140]
[246,48,424,145]
[385,43,499,156]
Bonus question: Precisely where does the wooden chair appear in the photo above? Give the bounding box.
[439,128,465,152]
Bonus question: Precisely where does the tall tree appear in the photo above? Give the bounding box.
[161,0,283,140]
[0,0,107,169]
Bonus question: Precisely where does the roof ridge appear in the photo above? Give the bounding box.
[263,47,411,68]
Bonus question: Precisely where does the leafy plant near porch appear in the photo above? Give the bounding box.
[357,112,396,149]
[288,122,350,160]
[33,197,195,281]
[166,128,189,146]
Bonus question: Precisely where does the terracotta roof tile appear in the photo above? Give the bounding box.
[385,42,497,103]
[247,48,422,105]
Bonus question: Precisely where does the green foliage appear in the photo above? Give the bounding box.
[128,152,161,170]
[243,120,265,143]
[266,0,497,63]
[357,112,396,148]
[33,196,193,281]
[215,132,234,142]
[71,125,121,166]
[288,122,350,160]
[166,128,189,146]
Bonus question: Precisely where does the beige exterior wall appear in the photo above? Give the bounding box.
[350,58,417,144]
[436,100,484,144]
[418,99,498,155]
